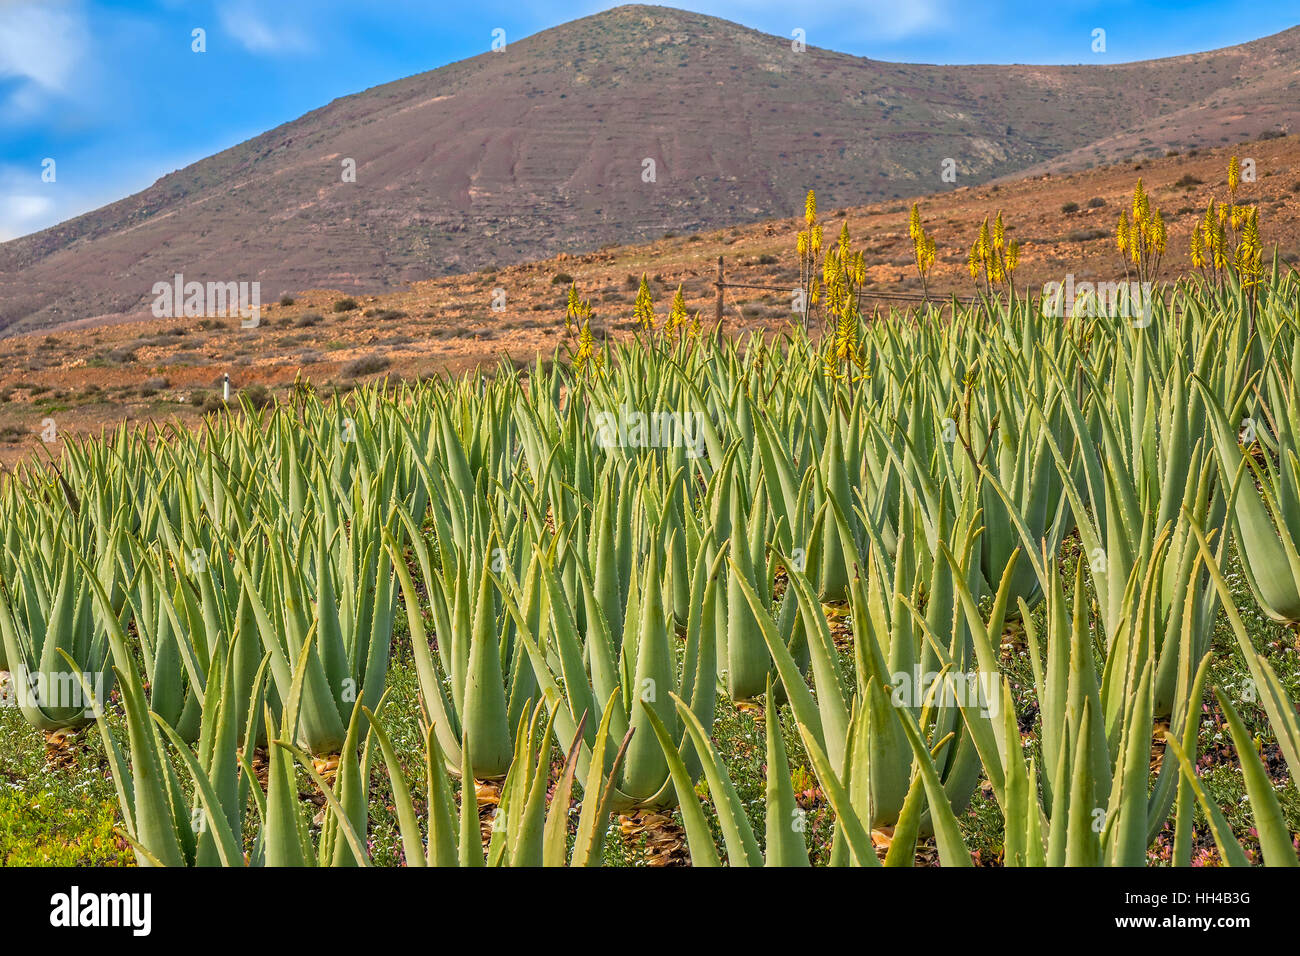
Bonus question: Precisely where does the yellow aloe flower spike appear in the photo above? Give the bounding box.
[1190,222,1205,268]
[1153,211,1166,256]
[1132,179,1148,225]
[922,235,936,273]
[564,282,580,335]
[669,284,688,332]
[633,274,656,331]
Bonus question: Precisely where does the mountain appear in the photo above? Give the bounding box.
[2,4,1297,334]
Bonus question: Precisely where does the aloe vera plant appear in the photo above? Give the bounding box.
[500,517,718,811]
[388,519,538,780]
[239,511,396,755]
[367,695,632,866]
[1201,365,1300,622]
[3,257,1299,871]
[646,683,810,866]
[87,552,377,867]
[0,542,118,733]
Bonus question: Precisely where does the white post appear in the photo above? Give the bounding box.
[222,374,230,401]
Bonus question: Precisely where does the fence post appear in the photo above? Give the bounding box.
[715,256,724,330]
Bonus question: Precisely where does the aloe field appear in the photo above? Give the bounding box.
[2,177,1300,870]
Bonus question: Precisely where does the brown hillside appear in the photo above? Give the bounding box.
[1,5,1297,334]
[0,135,1296,468]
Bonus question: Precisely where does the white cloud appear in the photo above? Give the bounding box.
[217,0,312,54]
[868,0,947,42]
[0,0,89,116]
[0,149,216,242]
[0,194,54,242]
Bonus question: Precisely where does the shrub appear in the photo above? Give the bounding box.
[341,354,391,378]
[1061,202,1080,214]
[333,297,359,313]
[551,273,574,285]
[1066,228,1108,242]
[1087,197,1106,208]
[757,254,779,265]
[240,384,273,410]
[1175,175,1203,188]
[295,312,324,328]
[279,295,295,307]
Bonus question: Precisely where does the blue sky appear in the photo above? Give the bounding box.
[2,0,1297,241]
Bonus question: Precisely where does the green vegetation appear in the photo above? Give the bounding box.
[0,174,1298,868]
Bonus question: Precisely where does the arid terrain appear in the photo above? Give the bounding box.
[2,4,1298,334]
[0,134,1297,468]
[3,1,1300,886]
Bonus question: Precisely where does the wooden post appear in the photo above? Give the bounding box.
[715,256,724,330]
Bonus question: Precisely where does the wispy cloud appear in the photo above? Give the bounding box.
[217,0,313,54]
[0,0,90,117]
[870,0,947,42]
[0,193,53,242]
